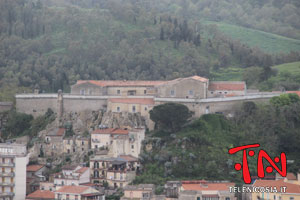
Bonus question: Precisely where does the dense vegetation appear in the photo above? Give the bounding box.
[1,108,55,140]
[135,95,300,189]
[0,0,300,102]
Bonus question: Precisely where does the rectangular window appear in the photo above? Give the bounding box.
[132,106,136,112]
[170,90,175,96]
[197,197,201,200]
[117,90,120,95]
[117,107,120,112]
[131,145,134,149]
[189,90,194,95]
[144,90,147,94]
[290,197,294,200]
[80,89,85,95]
[211,91,214,94]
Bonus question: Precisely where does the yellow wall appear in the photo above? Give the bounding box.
[107,87,150,96]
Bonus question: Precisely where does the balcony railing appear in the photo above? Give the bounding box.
[0,182,15,187]
[0,192,14,197]
[0,162,15,167]
[0,172,14,177]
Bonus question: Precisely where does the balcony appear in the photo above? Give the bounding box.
[0,162,15,167]
[0,182,15,187]
[0,192,14,197]
[0,172,14,177]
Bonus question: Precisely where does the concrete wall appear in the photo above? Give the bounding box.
[15,155,28,200]
[16,94,58,117]
[16,94,107,117]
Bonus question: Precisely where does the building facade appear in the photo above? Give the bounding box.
[0,143,28,200]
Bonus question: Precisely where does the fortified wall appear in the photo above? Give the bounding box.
[15,75,283,129]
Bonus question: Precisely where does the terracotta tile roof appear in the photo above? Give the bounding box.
[75,167,89,174]
[76,80,167,87]
[27,190,55,199]
[46,128,65,137]
[254,179,300,194]
[287,91,300,97]
[119,155,138,162]
[27,165,44,172]
[208,81,245,91]
[190,75,209,82]
[108,98,154,105]
[286,172,297,180]
[56,185,90,194]
[182,181,234,191]
[92,128,129,135]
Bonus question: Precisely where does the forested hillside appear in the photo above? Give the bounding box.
[0,0,300,101]
[135,95,300,193]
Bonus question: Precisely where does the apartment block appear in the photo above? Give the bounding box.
[0,143,28,200]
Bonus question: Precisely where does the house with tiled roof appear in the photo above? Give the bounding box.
[26,189,55,200]
[44,128,66,157]
[252,179,300,200]
[53,165,90,188]
[89,155,137,188]
[26,164,47,195]
[55,185,104,200]
[208,81,246,98]
[121,184,155,200]
[164,180,235,200]
[91,128,145,158]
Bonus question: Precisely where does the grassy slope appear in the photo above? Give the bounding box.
[272,61,300,74]
[205,21,300,54]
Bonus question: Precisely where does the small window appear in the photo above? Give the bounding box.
[274,195,276,200]
[290,197,294,200]
[206,106,210,114]
[82,148,84,151]
[170,90,175,96]
[211,91,214,94]
[131,145,134,149]
[226,198,230,200]
[145,107,147,111]
[82,141,84,145]
[219,92,222,94]
[225,91,228,94]
[117,90,120,95]
[144,90,147,94]
[117,107,120,112]
[80,89,85,95]
[189,90,194,95]
[197,197,201,200]
[132,106,136,112]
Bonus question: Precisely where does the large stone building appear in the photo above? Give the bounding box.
[15,75,283,129]
[0,143,28,200]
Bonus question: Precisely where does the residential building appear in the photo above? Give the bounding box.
[251,179,300,200]
[91,128,145,158]
[26,190,55,200]
[44,128,65,157]
[121,184,155,200]
[63,136,90,154]
[0,143,28,200]
[54,165,90,187]
[55,185,104,200]
[90,155,137,187]
[39,182,55,192]
[26,164,47,194]
[91,128,129,150]
[170,180,235,200]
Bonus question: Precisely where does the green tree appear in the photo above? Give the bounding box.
[149,103,193,132]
